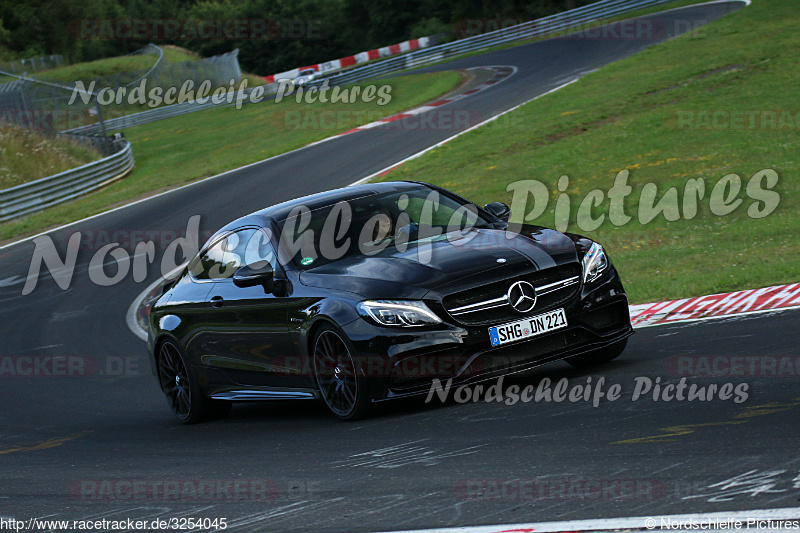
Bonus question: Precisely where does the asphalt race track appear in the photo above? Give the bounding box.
[3,2,799,531]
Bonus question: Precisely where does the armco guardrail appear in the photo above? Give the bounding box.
[0,45,165,136]
[322,0,678,86]
[64,84,274,135]
[64,0,678,135]
[63,48,247,135]
[0,140,134,222]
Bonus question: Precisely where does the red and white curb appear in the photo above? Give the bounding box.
[349,74,578,185]
[381,506,800,533]
[329,66,516,139]
[264,37,433,84]
[304,65,517,150]
[630,282,800,328]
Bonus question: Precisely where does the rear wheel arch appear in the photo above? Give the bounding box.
[153,333,181,368]
[154,335,231,424]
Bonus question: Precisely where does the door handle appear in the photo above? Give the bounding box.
[210,295,224,308]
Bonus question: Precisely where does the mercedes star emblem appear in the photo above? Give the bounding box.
[507,281,537,313]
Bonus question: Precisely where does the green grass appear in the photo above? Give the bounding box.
[0,46,198,84]
[0,123,101,189]
[0,45,266,124]
[0,70,462,242]
[0,45,264,88]
[24,55,155,84]
[159,45,201,64]
[376,0,799,304]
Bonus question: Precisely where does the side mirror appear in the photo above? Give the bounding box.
[233,263,274,290]
[484,202,511,222]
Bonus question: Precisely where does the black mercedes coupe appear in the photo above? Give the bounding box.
[148,181,632,422]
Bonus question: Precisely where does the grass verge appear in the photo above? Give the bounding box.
[0,45,200,85]
[0,70,462,242]
[376,0,798,304]
[0,46,267,132]
[0,123,101,189]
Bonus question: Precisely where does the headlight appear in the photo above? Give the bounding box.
[357,300,442,327]
[582,242,609,284]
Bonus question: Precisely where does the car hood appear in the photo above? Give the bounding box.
[298,226,579,300]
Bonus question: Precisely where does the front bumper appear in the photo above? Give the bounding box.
[342,267,633,401]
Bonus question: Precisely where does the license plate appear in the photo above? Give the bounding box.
[488,308,568,347]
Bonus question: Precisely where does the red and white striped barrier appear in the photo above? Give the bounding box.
[630,282,800,328]
[263,37,431,84]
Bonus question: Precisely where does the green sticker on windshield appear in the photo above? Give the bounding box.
[300,257,315,266]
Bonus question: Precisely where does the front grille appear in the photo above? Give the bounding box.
[442,264,581,326]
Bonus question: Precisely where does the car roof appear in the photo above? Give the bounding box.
[204,181,430,246]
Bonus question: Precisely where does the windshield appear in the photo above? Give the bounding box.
[277,186,495,269]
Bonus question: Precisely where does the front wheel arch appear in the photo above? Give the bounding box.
[310,323,371,420]
[306,317,337,359]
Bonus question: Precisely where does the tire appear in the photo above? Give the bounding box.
[312,325,370,421]
[566,338,628,368]
[157,339,231,424]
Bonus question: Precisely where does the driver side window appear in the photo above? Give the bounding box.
[192,228,280,280]
[238,228,280,272]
